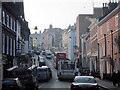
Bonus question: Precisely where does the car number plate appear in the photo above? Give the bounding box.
[81,86,90,88]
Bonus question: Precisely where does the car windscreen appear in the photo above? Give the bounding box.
[2,80,17,86]
[74,77,96,83]
[38,69,46,72]
[61,64,75,70]
[47,54,51,55]
[57,53,65,57]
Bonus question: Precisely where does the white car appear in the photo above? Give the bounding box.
[71,76,99,90]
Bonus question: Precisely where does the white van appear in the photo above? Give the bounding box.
[45,51,52,59]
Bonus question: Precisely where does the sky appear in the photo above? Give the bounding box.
[24,0,109,34]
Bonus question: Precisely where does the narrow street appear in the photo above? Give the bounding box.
[38,55,105,90]
[38,56,71,89]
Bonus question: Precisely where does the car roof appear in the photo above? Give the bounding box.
[37,66,49,69]
[41,66,49,68]
[3,78,19,81]
[75,76,94,79]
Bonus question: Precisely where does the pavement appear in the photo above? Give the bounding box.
[96,78,120,90]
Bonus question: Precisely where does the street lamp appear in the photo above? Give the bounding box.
[30,26,38,30]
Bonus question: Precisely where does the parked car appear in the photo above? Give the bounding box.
[2,78,25,90]
[7,66,38,90]
[37,66,52,81]
[71,76,99,90]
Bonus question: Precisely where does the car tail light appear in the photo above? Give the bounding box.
[72,84,79,88]
[75,85,79,88]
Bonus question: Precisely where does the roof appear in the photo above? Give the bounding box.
[37,66,49,69]
[7,66,18,71]
[3,78,19,81]
[28,65,36,70]
[75,76,94,79]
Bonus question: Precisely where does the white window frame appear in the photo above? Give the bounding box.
[107,22,109,31]
[103,43,105,56]
[13,40,15,56]
[7,36,9,54]
[100,44,102,58]
[101,26,103,35]
[115,15,118,26]
[114,37,117,54]
[14,20,15,32]
[2,34,5,53]
[10,38,12,56]
[3,11,5,25]
[10,17,13,30]
[7,15,9,27]
[0,8,1,22]
[108,40,110,55]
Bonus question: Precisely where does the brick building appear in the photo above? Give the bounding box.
[98,1,120,79]
[1,2,29,78]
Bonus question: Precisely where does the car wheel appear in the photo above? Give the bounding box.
[58,77,62,81]
[35,86,38,90]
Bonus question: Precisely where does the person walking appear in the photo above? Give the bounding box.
[112,71,117,86]
[117,70,120,86]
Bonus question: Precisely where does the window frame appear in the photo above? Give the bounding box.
[10,38,12,56]
[2,34,5,53]
[7,36,9,54]
[2,11,5,25]
[114,37,117,54]
[107,22,109,31]
[10,17,13,30]
[115,15,118,26]
[107,40,110,55]
[0,8,1,22]
[103,42,105,56]
[7,14,9,27]
[100,25,103,35]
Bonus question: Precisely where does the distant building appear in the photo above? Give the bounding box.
[76,8,102,68]
[41,25,63,52]
[30,31,42,51]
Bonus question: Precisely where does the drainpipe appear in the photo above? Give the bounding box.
[104,34,107,73]
[111,30,114,73]
[97,43,99,72]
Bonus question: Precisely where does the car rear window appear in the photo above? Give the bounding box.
[75,77,96,83]
[2,80,17,86]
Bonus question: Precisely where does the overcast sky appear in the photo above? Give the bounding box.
[24,0,109,34]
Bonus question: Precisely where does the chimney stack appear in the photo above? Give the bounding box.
[103,3,104,7]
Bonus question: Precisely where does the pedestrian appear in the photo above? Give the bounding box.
[117,70,120,86]
[75,67,79,76]
[112,71,117,86]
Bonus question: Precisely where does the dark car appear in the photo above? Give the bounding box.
[2,78,25,90]
[71,76,99,90]
[37,66,52,81]
[39,56,46,67]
